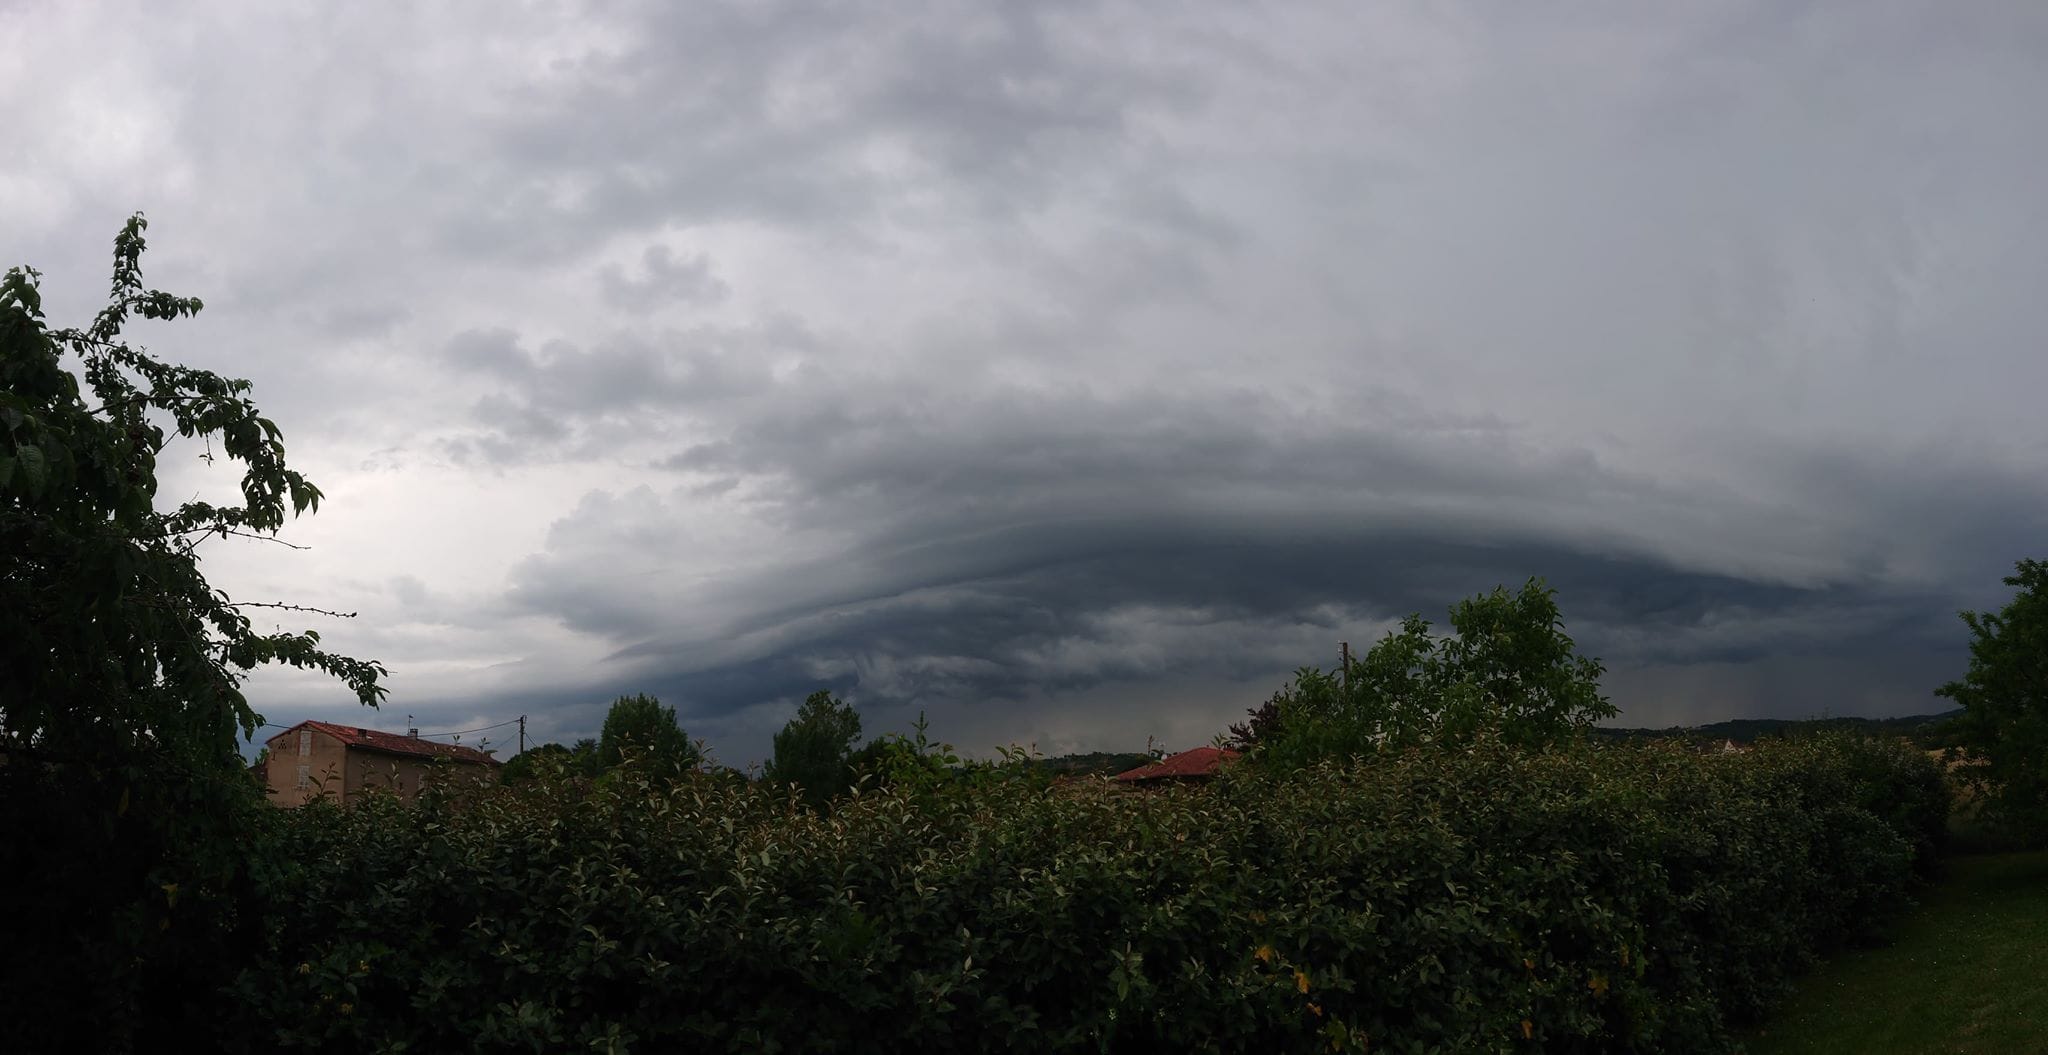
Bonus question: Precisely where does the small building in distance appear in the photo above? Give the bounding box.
[262,719,499,806]
[1113,746,1241,786]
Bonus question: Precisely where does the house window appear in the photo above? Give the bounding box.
[298,730,311,757]
[296,764,311,789]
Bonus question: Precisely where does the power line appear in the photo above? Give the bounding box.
[258,717,521,739]
[414,719,521,739]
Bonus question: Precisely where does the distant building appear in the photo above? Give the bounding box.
[1113,746,1241,785]
[262,719,499,806]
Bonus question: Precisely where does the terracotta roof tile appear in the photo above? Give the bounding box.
[281,720,500,766]
[1113,746,1240,782]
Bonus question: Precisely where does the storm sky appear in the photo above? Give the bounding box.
[9,1,2045,768]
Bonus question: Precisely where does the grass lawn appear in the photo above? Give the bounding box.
[1746,850,2048,1054]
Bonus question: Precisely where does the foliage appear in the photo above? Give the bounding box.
[766,689,864,806]
[501,740,602,784]
[595,693,702,777]
[0,217,385,762]
[1936,558,2048,845]
[0,217,384,1051]
[1222,694,1283,751]
[849,713,1053,802]
[851,711,961,792]
[222,732,1943,1054]
[1256,578,1613,770]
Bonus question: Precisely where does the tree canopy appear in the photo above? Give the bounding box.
[1,216,385,764]
[0,215,386,1047]
[1253,578,1613,769]
[595,693,702,775]
[765,689,863,806]
[1937,558,2048,842]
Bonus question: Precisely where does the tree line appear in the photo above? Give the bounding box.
[506,687,988,809]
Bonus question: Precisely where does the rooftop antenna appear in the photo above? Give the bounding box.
[407,715,419,738]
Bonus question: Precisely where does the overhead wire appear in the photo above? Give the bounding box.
[258,717,520,740]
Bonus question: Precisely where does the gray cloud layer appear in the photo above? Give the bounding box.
[10,0,2046,764]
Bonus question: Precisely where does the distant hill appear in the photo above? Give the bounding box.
[1028,751,1158,778]
[1596,709,1963,748]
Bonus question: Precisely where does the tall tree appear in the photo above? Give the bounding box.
[765,689,863,806]
[595,693,701,774]
[0,216,386,1047]
[1938,558,2048,843]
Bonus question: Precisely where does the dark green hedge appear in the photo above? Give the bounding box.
[224,733,1944,1053]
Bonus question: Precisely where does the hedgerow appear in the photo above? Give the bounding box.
[224,732,1943,1054]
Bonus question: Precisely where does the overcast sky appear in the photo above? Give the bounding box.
[9,1,2045,768]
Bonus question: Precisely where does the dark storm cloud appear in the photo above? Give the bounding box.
[16,1,2046,763]
[1733,439,2048,595]
[513,516,1964,754]
[497,366,2045,744]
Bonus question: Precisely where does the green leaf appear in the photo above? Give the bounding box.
[0,453,12,489]
[16,443,46,493]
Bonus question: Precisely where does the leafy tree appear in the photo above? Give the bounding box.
[595,693,701,775]
[766,689,863,806]
[1,216,385,759]
[1937,558,2048,843]
[502,742,564,783]
[1223,694,1284,751]
[501,740,605,784]
[1258,578,1612,769]
[0,216,385,1047]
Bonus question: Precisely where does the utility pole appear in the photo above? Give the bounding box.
[517,714,526,755]
[1340,641,1351,701]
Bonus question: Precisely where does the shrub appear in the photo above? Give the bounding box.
[219,732,1943,1053]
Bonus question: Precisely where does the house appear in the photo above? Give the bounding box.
[1113,746,1241,785]
[262,719,499,806]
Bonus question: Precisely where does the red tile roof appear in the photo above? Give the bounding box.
[277,720,500,766]
[1113,746,1240,782]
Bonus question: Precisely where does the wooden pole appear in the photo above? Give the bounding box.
[1340,641,1351,701]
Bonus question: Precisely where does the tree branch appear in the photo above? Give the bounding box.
[226,601,358,619]
[198,526,310,550]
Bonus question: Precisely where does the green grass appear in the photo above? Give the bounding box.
[1747,850,2048,1054]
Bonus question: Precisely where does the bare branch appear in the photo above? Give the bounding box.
[227,601,358,619]
[205,527,310,550]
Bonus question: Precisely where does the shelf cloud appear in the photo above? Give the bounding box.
[11,0,2046,765]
